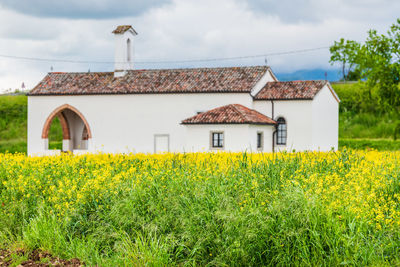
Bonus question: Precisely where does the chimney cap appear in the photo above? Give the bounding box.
[112,25,138,35]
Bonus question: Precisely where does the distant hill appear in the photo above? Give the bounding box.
[276,69,342,82]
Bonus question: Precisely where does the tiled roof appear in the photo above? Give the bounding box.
[112,25,136,34]
[28,66,269,96]
[254,80,328,100]
[181,104,276,125]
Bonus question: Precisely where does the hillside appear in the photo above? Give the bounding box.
[0,94,62,153]
[0,84,398,153]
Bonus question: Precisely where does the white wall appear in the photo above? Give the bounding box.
[253,100,313,151]
[114,30,136,73]
[250,69,278,97]
[312,85,339,151]
[28,85,338,155]
[28,93,253,155]
[184,124,274,152]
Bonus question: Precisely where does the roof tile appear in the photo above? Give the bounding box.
[112,25,135,34]
[181,104,276,125]
[29,66,268,95]
[254,80,327,100]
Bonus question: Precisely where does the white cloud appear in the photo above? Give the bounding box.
[0,0,399,91]
[0,0,172,19]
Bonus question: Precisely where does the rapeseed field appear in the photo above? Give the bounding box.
[0,150,399,265]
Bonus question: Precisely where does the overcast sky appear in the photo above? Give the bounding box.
[0,0,399,91]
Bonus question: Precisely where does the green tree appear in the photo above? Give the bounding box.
[330,19,400,114]
[329,38,360,81]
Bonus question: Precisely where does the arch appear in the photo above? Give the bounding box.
[276,117,287,145]
[56,112,70,140]
[42,104,92,139]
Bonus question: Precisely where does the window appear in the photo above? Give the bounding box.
[276,117,287,145]
[257,131,263,150]
[211,132,224,149]
[127,38,131,62]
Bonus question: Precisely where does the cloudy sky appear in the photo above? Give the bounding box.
[0,0,399,92]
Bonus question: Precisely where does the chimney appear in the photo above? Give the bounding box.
[112,25,138,78]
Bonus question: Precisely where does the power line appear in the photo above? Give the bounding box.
[0,46,329,65]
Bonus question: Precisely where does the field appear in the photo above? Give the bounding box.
[1,151,400,265]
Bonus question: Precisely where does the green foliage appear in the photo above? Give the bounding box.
[1,152,400,265]
[394,121,400,140]
[0,95,27,141]
[0,95,63,153]
[329,38,360,81]
[333,83,400,141]
[332,82,379,113]
[339,138,400,151]
[330,18,400,114]
[0,140,27,154]
[48,118,63,150]
[339,111,395,139]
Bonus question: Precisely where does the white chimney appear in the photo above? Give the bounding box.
[112,25,138,78]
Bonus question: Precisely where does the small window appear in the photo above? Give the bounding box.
[211,132,224,149]
[276,117,287,145]
[127,38,131,62]
[257,131,263,150]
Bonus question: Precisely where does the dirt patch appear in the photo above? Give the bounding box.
[0,249,83,266]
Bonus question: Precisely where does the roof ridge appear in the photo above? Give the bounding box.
[181,103,276,125]
[230,104,249,122]
[127,65,269,72]
[46,66,269,75]
[267,79,327,83]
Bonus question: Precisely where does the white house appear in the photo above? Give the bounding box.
[27,25,339,156]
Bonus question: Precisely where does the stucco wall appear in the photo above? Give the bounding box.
[28,93,253,155]
[114,31,135,72]
[248,125,274,152]
[28,85,338,155]
[253,100,313,151]
[184,124,274,152]
[311,85,339,151]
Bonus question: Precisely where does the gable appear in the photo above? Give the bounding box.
[250,68,279,97]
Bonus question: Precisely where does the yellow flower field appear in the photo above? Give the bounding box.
[0,150,399,265]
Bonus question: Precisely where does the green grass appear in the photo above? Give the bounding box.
[0,140,27,154]
[0,94,63,153]
[339,138,400,151]
[0,95,27,141]
[333,83,398,142]
[0,151,399,265]
[339,112,395,139]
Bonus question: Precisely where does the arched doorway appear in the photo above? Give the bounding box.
[42,104,92,152]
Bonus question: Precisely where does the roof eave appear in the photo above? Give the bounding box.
[253,97,314,101]
[181,122,277,125]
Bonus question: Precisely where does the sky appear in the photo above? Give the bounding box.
[0,0,399,92]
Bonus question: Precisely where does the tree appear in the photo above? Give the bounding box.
[330,19,400,113]
[329,38,360,81]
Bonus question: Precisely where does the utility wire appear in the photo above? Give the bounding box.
[0,46,329,65]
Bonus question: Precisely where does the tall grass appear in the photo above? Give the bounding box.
[0,151,399,265]
[0,95,27,141]
[339,112,395,139]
